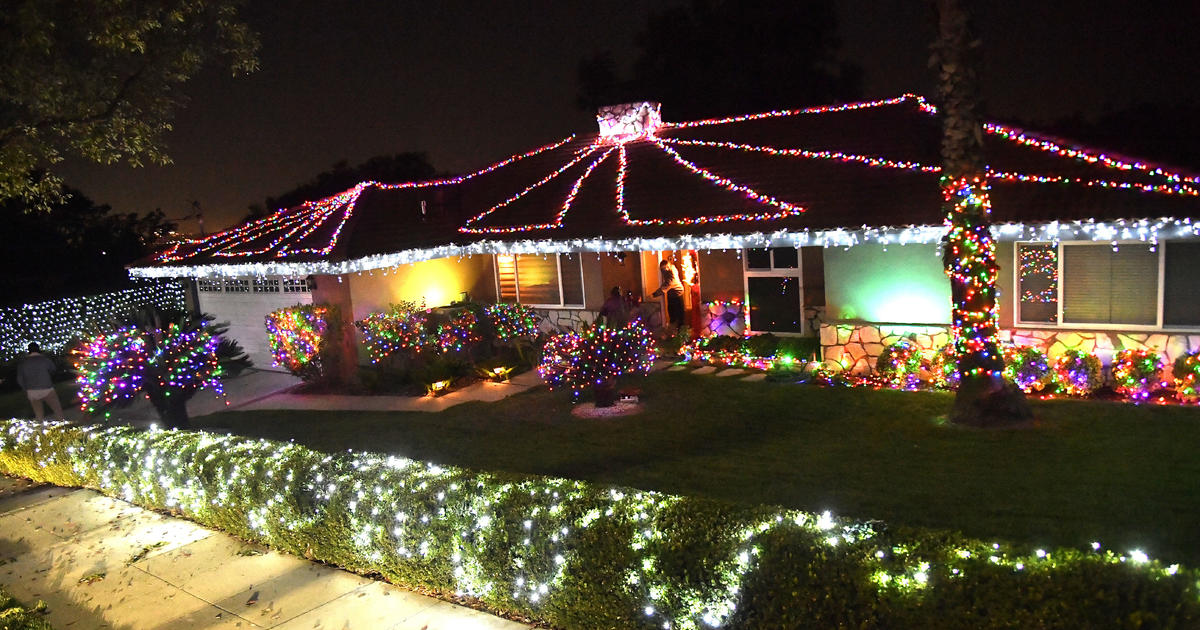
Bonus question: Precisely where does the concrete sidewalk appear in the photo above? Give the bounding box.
[0,476,529,630]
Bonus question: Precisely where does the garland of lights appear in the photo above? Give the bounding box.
[265,305,330,380]
[876,339,924,391]
[72,324,224,419]
[929,343,960,389]
[0,281,186,361]
[1111,349,1167,402]
[1172,352,1200,404]
[538,323,656,401]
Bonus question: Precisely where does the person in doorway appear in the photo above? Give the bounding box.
[598,286,629,328]
[17,342,65,421]
[651,259,685,330]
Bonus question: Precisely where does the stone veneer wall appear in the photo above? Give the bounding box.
[820,321,1200,377]
[696,303,826,338]
[535,302,664,333]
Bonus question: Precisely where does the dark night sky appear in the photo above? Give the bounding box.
[56,0,1200,233]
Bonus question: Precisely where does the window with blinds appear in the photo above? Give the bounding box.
[495,253,585,307]
[1061,244,1157,325]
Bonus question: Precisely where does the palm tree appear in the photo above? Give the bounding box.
[933,0,1032,426]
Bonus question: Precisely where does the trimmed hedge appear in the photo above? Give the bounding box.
[0,419,1196,629]
[0,584,52,630]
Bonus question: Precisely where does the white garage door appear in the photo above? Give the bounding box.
[196,277,314,371]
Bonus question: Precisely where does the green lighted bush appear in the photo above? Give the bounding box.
[0,419,1195,630]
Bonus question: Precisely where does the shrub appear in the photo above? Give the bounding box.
[775,336,819,362]
[265,304,335,381]
[1004,346,1058,393]
[742,333,779,359]
[1055,349,1104,396]
[355,301,431,364]
[809,361,849,387]
[2,418,1194,630]
[1111,349,1166,401]
[433,309,480,354]
[876,338,923,390]
[0,584,51,630]
[539,323,656,406]
[1172,351,1200,404]
[72,322,223,429]
[929,343,960,390]
[482,303,541,342]
[701,335,742,354]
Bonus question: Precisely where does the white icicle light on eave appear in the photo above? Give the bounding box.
[127,217,1200,280]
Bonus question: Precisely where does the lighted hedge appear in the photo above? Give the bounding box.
[0,419,1195,629]
[0,280,185,361]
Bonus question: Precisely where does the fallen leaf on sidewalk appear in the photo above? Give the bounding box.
[237,548,263,557]
[78,572,105,585]
[126,541,167,564]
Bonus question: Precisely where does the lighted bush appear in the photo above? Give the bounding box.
[72,322,223,429]
[483,303,541,341]
[434,309,480,354]
[355,301,431,363]
[809,361,849,387]
[1172,351,1200,404]
[876,338,922,390]
[1055,349,1104,396]
[265,304,345,383]
[1004,346,1058,393]
[2,418,1195,630]
[929,343,960,390]
[539,323,656,406]
[1111,349,1166,401]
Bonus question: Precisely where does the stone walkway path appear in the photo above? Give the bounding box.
[0,477,529,630]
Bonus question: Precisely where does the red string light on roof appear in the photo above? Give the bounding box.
[662,94,937,129]
[658,137,941,173]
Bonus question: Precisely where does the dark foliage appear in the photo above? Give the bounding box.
[0,182,175,305]
[577,0,862,120]
[262,153,438,213]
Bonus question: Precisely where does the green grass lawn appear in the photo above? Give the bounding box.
[191,371,1200,567]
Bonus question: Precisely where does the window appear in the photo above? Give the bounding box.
[1016,241,1200,329]
[197,279,222,293]
[743,247,803,333]
[283,277,310,293]
[223,279,250,293]
[495,253,585,307]
[253,278,281,293]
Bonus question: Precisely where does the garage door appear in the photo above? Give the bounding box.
[196,277,314,371]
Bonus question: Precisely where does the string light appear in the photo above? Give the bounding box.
[538,323,656,401]
[72,324,225,418]
[1172,352,1200,404]
[264,305,329,378]
[1111,349,1167,402]
[483,303,542,341]
[0,281,186,360]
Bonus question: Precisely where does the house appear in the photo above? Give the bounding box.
[130,95,1200,373]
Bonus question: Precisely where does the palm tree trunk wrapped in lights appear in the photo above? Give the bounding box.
[934,0,1032,426]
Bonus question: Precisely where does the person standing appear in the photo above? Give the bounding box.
[652,259,685,330]
[598,286,630,328]
[17,342,65,422]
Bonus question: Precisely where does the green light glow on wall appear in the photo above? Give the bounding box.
[824,244,951,324]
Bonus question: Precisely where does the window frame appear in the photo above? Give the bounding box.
[1012,240,1200,331]
[742,247,806,335]
[494,253,586,309]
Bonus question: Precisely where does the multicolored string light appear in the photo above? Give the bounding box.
[876,338,924,390]
[538,323,656,401]
[1172,351,1200,404]
[434,310,480,354]
[354,302,431,363]
[942,176,1003,380]
[72,324,224,417]
[1003,346,1057,393]
[483,303,542,341]
[1019,246,1058,304]
[1111,348,1167,401]
[264,305,329,377]
[1055,349,1103,396]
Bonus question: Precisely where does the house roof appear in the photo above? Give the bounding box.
[134,94,1200,278]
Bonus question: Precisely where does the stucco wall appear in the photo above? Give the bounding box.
[347,255,496,322]
[597,252,643,304]
[824,243,951,325]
